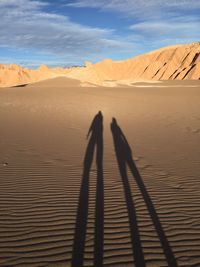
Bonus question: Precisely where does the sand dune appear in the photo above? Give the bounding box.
[0,78,200,266]
[1,42,200,88]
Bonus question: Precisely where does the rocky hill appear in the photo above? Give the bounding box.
[1,43,200,87]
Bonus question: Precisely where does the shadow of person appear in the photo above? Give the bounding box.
[111,118,146,267]
[111,118,177,267]
[72,111,104,267]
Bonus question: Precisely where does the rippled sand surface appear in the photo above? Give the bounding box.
[0,78,200,267]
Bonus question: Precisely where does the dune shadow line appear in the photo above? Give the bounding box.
[72,111,104,267]
[111,118,178,267]
[13,84,28,88]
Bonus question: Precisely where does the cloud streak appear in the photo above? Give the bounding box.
[129,17,200,44]
[68,0,200,52]
[0,0,133,66]
[0,0,199,67]
[68,0,200,18]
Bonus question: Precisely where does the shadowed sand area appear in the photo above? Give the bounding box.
[0,77,200,266]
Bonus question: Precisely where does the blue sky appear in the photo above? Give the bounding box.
[0,0,200,68]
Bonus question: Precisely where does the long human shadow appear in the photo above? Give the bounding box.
[111,118,178,267]
[111,119,146,267]
[72,111,104,267]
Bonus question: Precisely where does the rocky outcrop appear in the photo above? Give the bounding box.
[1,42,200,87]
[67,43,200,85]
[0,64,71,87]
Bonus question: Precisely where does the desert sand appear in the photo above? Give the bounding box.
[1,42,200,88]
[0,77,200,266]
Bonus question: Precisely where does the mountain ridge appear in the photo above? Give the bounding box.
[1,42,200,87]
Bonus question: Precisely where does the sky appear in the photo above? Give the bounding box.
[0,0,200,68]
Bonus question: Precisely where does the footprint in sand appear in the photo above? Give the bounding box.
[192,128,200,134]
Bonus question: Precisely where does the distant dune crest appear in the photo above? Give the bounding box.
[1,42,200,87]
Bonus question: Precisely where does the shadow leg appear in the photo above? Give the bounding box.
[94,131,104,266]
[127,158,178,267]
[72,135,96,267]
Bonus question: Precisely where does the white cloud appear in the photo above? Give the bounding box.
[130,17,200,39]
[1,0,200,67]
[68,0,200,18]
[0,0,134,65]
[128,16,200,50]
[68,0,200,53]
